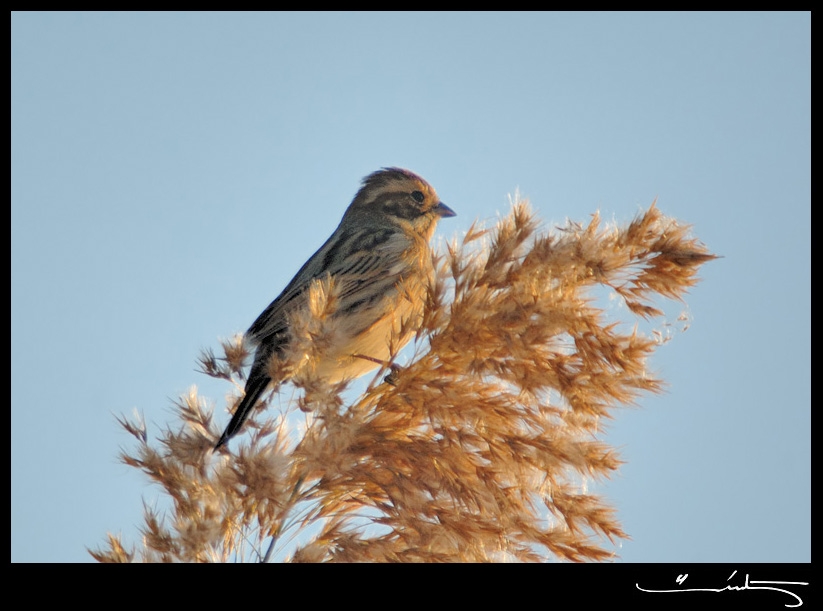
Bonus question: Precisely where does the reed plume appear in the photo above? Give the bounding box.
[90,197,716,563]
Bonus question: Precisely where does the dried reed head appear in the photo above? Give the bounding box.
[91,198,715,563]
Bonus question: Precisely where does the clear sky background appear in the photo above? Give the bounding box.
[11,12,810,563]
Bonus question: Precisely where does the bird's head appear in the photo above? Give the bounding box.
[345,167,455,237]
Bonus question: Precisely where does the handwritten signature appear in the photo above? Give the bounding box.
[636,570,808,608]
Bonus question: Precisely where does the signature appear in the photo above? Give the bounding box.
[636,570,808,608]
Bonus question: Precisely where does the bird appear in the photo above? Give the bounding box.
[214,167,455,449]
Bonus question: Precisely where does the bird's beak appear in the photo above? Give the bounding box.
[435,202,456,218]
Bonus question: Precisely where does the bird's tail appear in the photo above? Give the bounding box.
[214,375,270,449]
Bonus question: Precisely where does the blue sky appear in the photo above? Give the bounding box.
[11,12,810,563]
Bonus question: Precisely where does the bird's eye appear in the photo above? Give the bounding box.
[410,190,425,203]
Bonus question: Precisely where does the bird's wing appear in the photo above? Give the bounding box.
[246,226,408,346]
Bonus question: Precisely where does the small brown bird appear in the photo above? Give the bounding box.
[215,168,455,448]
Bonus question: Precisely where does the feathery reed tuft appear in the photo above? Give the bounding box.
[90,198,716,563]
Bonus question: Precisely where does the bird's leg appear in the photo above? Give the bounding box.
[383,364,403,386]
[351,353,403,386]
